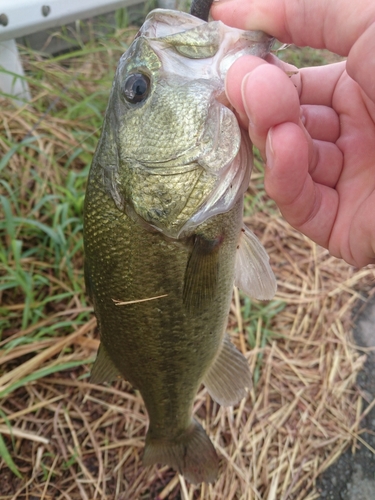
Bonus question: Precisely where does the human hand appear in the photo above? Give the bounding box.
[212,0,375,267]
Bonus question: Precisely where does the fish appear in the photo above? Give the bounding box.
[83,1,276,485]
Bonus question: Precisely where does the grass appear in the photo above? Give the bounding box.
[1,7,375,500]
[0,13,139,486]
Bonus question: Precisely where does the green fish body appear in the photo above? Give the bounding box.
[84,9,276,484]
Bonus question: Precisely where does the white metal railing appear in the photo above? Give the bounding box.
[0,0,145,104]
[0,0,146,41]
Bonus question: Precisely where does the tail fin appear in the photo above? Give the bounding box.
[143,419,219,484]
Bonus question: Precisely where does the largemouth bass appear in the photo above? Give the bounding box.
[84,3,276,484]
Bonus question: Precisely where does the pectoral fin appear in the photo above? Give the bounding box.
[183,234,222,311]
[203,335,252,407]
[90,343,121,384]
[235,225,277,300]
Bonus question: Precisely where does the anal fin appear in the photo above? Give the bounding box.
[203,335,252,407]
[90,343,121,384]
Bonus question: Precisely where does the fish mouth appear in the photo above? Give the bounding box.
[118,87,236,176]
[178,127,252,238]
[129,95,239,175]
[115,101,251,241]
[132,97,249,240]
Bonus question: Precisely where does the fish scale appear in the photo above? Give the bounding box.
[84,6,276,484]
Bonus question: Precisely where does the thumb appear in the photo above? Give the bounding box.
[212,0,375,101]
[211,0,375,57]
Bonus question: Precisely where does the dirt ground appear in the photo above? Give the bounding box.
[317,296,375,499]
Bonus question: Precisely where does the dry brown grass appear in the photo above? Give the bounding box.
[2,203,374,499]
[1,24,374,500]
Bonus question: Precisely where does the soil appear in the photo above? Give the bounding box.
[316,296,375,499]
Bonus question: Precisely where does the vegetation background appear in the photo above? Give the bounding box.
[1,3,374,499]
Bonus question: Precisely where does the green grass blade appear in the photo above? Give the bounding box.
[0,360,92,399]
[0,433,23,478]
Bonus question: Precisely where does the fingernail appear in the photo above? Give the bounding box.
[265,128,274,169]
[241,73,255,127]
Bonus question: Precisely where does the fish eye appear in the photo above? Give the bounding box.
[122,73,150,104]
